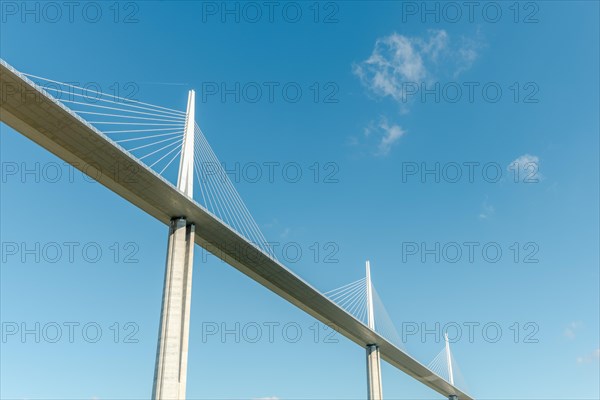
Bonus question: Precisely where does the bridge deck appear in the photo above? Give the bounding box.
[0,60,473,400]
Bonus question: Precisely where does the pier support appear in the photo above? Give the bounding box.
[152,218,195,399]
[367,343,383,400]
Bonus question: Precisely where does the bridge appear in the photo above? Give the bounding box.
[0,59,473,400]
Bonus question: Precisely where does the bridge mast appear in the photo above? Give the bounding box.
[152,90,196,400]
[445,333,459,400]
[366,260,383,400]
[445,332,454,386]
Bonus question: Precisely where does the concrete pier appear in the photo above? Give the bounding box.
[152,218,195,399]
[367,343,383,400]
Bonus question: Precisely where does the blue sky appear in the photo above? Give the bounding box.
[1,1,599,399]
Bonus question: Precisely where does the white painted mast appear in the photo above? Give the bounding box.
[365,260,383,399]
[177,90,195,197]
[445,332,454,386]
[366,260,375,330]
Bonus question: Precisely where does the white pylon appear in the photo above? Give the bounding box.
[445,332,454,386]
[366,260,375,330]
[365,260,383,400]
[177,90,195,197]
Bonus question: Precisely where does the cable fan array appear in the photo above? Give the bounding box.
[323,277,369,322]
[427,339,468,391]
[323,276,405,350]
[23,73,275,259]
[23,73,188,177]
[192,122,275,258]
[324,271,471,390]
[371,285,405,349]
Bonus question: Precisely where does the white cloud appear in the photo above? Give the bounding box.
[377,120,405,156]
[353,32,430,102]
[349,29,480,156]
[353,29,482,105]
[253,397,280,400]
[280,227,291,239]
[358,117,406,156]
[264,218,279,229]
[452,32,484,77]
[478,199,495,220]
[352,30,482,156]
[564,321,583,340]
[508,154,542,182]
[576,348,600,364]
[417,29,449,62]
[264,219,292,239]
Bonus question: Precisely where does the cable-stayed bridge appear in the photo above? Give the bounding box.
[0,59,473,400]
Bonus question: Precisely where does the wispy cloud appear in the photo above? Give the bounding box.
[453,31,484,77]
[377,122,405,156]
[564,321,583,340]
[353,29,483,106]
[478,198,495,220]
[280,227,291,239]
[352,29,483,155]
[508,154,542,182]
[264,219,292,239]
[576,348,600,364]
[253,397,280,400]
[354,117,406,157]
